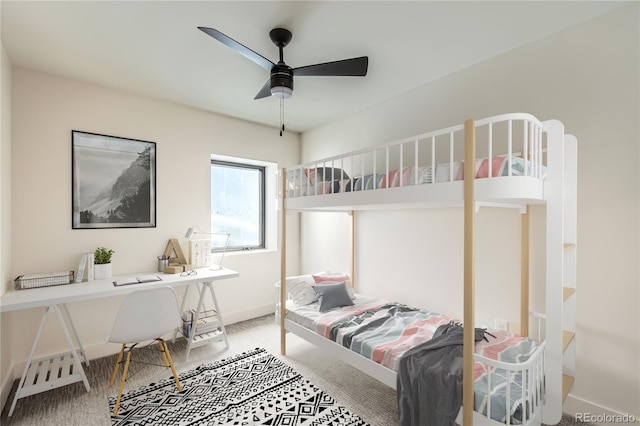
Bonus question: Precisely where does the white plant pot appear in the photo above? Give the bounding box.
[94,263,112,280]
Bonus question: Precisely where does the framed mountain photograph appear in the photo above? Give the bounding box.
[72,131,156,229]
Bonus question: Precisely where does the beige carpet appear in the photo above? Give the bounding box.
[2,314,588,425]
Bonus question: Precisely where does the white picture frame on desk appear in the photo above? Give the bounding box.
[189,239,211,268]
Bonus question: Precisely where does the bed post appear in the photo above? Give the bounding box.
[462,119,475,426]
[280,168,287,355]
[521,206,530,337]
[350,210,356,290]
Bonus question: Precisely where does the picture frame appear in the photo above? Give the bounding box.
[72,131,156,229]
[189,239,212,269]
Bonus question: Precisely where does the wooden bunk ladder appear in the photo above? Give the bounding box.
[561,135,578,405]
[543,122,578,424]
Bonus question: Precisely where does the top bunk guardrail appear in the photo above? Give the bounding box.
[280,113,549,211]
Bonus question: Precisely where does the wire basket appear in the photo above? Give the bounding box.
[14,271,75,290]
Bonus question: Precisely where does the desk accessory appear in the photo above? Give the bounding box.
[15,271,75,290]
[87,253,95,280]
[189,238,211,268]
[76,254,88,282]
[164,264,192,274]
[185,225,230,270]
[75,252,96,282]
[181,308,219,338]
[112,275,162,287]
[94,247,114,280]
[157,255,169,272]
[162,239,192,273]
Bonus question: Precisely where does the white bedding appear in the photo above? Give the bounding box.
[285,294,385,332]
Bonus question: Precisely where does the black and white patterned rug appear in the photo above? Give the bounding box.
[109,347,370,425]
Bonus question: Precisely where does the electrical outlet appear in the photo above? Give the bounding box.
[494,318,509,332]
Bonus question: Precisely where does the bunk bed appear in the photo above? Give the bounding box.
[277,113,577,425]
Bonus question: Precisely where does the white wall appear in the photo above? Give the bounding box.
[301,5,639,420]
[3,68,301,378]
[0,42,14,411]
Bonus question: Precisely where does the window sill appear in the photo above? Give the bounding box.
[223,248,278,256]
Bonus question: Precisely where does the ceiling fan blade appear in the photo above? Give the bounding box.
[254,79,272,100]
[293,56,368,77]
[198,27,275,71]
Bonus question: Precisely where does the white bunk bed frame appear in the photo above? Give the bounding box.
[277,113,577,426]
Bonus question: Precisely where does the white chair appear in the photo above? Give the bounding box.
[107,286,183,416]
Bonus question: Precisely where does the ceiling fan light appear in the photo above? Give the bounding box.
[271,85,293,99]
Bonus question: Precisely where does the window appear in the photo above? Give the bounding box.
[211,159,265,251]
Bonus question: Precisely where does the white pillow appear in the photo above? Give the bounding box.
[279,271,351,306]
[416,166,433,184]
[279,273,330,306]
[288,170,313,196]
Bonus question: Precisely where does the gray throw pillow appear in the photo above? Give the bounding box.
[312,281,354,312]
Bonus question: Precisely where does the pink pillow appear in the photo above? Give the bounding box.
[313,274,349,284]
[475,158,488,179]
[312,274,354,299]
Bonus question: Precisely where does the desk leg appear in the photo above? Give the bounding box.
[173,284,192,343]
[183,281,228,360]
[54,306,90,392]
[8,305,90,417]
[185,283,207,360]
[205,282,229,348]
[60,303,89,366]
[9,306,50,416]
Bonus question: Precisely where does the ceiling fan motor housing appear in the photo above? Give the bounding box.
[270,64,293,98]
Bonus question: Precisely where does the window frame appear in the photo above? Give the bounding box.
[210,159,266,252]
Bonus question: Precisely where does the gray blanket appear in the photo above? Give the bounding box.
[397,322,488,426]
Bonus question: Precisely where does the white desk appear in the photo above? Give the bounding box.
[0,267,238,416]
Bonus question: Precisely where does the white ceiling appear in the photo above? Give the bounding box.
[1,1,629,133]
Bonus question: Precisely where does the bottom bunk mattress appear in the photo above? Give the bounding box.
[285,295,543,424]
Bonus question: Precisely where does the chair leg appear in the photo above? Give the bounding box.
[158,340,169,367]
[161,341,182,392]
[113,350,132,416]
[109,344,125,388]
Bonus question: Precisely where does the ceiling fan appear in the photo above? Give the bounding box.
[198,27,368,134]
[198,27,368,100]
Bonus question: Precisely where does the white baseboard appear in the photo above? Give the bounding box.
[563,394,639,425]
[0,366,14,416]
[221,303,275,326]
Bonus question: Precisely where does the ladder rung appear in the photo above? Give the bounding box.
[562,330,575,353]
[563,287,575,302]
[563,374,574,402]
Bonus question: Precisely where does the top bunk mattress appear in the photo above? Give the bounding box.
[280,113,550,211]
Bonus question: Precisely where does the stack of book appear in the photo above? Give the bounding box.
[75,252,95,282]
[181,311,192,337]
[181,309,219,338]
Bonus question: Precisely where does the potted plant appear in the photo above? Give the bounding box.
[94,246,115,280]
